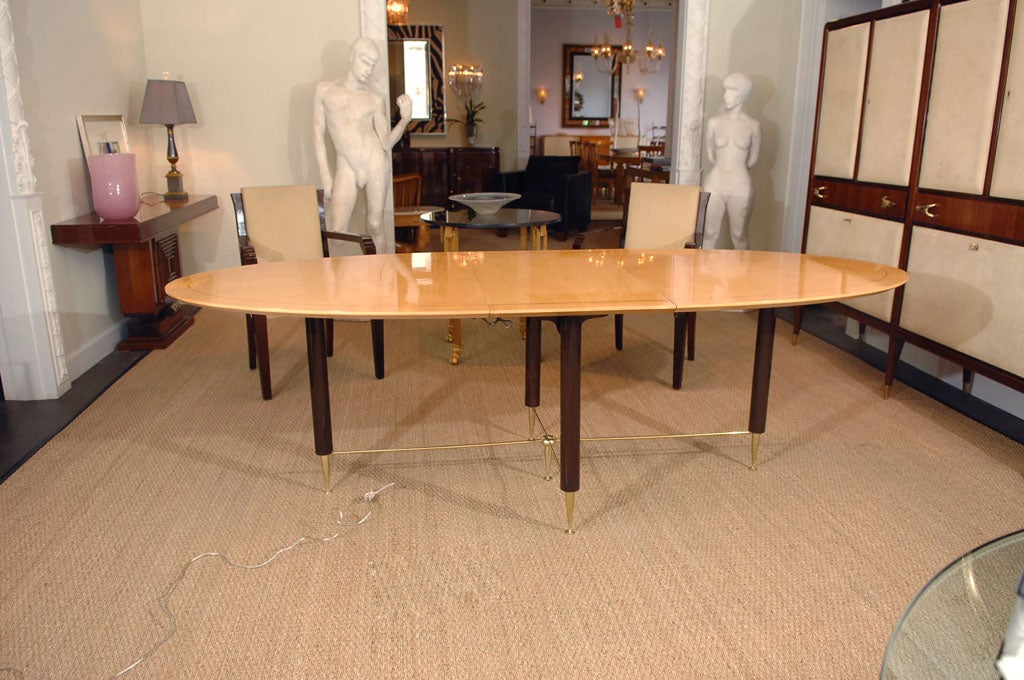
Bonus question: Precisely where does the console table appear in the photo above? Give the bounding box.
[167,249,907,532]
[51,195,218,350]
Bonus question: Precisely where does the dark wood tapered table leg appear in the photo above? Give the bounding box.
[525,317,541,434]
[556,316,585,534]
[748,308,777,471]
[305,317,333,492]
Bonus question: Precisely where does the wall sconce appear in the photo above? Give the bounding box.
[386,0,409,25]
[140,76,197,201]
[448,63,483,97]
[536,87,548,104]
[573,70,584,83]
[633,87,647,103]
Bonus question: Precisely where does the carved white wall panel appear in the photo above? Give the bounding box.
[902,226,1024,378]
[0,0,69,399]
[805,206,901,322]
[857,10,928,187]
[812,23,869,179]
[990,0,1024,199]
[672,0,708,186]
[0,0,34,195]
[918,0,1008,194]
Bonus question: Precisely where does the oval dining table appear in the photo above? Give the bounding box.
[167,248,908,533]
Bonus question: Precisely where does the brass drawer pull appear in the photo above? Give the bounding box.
[915,203,938,218]
[813,186,827,199]
[881,195,896,209]
[969,243,979,251]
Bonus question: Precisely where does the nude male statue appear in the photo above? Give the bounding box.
[313,37,413,253]
[704,73,761,250]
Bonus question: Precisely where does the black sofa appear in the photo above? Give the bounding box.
[496,155,592,239]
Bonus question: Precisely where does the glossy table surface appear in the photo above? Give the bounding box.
[420,208,561,229]
[882,530,1024,679]
[166,249,908,320]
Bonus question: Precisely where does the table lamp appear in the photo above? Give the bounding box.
[140,78,196,201]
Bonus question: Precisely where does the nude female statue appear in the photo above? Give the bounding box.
[704,73,761,250]
[313,37,413,253]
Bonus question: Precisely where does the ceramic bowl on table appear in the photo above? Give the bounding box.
[449,192,520,215]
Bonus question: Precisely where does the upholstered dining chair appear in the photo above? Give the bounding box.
[392,172,435,252]
[231,184,384,400]
[580,141,615,200]
[574,181,710,389]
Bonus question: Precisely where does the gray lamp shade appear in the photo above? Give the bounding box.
[139,79,196,125]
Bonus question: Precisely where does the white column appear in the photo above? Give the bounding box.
[671,0,709,186]
[0,0,69,400]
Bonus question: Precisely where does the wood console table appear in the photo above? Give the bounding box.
[51,195,218,350]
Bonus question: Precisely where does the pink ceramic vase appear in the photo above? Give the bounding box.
[87,153,140,220]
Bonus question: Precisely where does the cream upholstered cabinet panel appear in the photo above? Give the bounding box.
[856,10,929,186]
[813,23,870,179]
[917,0,1009,194]
[805,206,902,322]
[990,0,1024,200]
[901,227,1024,378]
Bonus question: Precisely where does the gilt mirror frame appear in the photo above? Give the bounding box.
[387,24,446,134]
[562,44,621,128]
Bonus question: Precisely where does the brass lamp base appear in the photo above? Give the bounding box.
[164,169,188,202]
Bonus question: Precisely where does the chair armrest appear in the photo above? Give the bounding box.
[324,230,377,255]
[238,236,258,265]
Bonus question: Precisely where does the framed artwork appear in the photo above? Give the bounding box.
[76,114,131,156]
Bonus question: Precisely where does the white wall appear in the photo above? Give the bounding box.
[11,0,156,379]
[138,0,363,276]
[404,0,520,172]
[530,6,675,141]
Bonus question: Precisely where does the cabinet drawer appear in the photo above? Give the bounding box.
[809,179,907,220]
[901,227,1024,377]
[911,191,1024,243]
[806,206,903,322]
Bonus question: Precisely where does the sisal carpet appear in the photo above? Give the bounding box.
[2,301,1023,678]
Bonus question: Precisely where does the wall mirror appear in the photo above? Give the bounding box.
[76,114,131,155]
[562,44,621,128]
[387,24,445,134]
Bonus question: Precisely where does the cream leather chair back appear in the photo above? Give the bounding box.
[624,182,702,249]
[240,185,324,262]
[542,135,581,156]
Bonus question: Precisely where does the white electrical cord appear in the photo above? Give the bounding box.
[0,482,395,679]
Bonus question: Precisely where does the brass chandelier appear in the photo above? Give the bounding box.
[591,0,665,75]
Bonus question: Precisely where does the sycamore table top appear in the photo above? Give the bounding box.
[166,249,908,320]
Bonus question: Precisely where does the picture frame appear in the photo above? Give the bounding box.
[76,114,131,156]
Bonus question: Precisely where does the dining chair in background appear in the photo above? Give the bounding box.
[231,184,384,400]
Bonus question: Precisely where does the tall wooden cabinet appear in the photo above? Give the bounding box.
[392,147,500,207]
[800,0,1024,397]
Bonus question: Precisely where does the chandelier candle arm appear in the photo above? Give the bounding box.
[592,2,666,75]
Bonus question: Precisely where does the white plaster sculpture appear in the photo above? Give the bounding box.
[703,73,761,250]
[313,37,412,253]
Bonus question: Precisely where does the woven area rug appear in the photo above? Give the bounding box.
[2,306,1022,678]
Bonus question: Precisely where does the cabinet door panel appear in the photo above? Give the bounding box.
[806,206,902,321]
[990,0,1024,199]
[813,23,870,179]
[918,0,1009,194]
[901,226,1024,377]
[857,10,929,186]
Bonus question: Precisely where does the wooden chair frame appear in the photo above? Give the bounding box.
[573,181,710,389]
[231,189,384,400]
